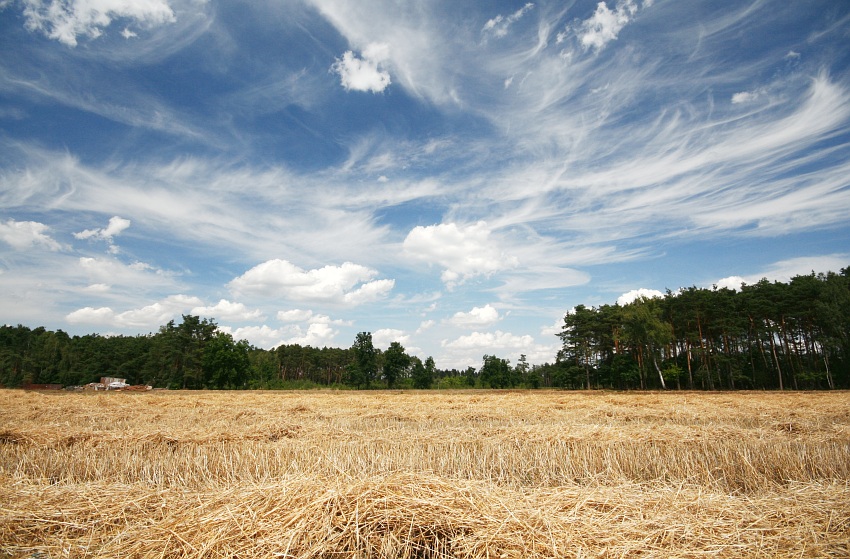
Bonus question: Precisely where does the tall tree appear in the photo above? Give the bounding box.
[412,356,435,389]
[203,332,250,389]
[382,341,410,389]
[621,297,673,389]
[347,332,377,389]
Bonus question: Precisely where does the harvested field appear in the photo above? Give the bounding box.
[1,390,848,558]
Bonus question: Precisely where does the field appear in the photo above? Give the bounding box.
[1,390,849,558]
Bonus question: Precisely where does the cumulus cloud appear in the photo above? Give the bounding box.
[731,87,768,105]
[443,330,534,351]
[190,299,265,321]
[403,222,518,288]
[713,254,850,290]
[66,294,203,329]
[332,42,392,93]
[482,2,534,38]
[286,321,338,347]
[0,219,61,250]
[224,321,338,349]
[617,288,664,306]
[372,328,409,349]
[75,216,131,253]
[343,278,396,305]
[439,329,560,369]
[540,316,566,337]
[219,324,291,348]
[277,309,315,322]
[75,216,131,240]
[559,0,643,51]
[228,259,394,305]
[448,304,500,328]
[21,0,176,47]
[714,275,747,290]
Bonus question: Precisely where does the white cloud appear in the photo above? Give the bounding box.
[190,299,264,321]
[219,324,291,348]
[443,330,534,351]
[482,2,534,39]
[439,329,560,369]
[287,321,338,347]
[714,254,850,289]
[77,256,175,289]
[343,278,395,305]
[332,43,392,93]
[714,276,746,290]
[540,316,565,338]
[403,222,519,288]
[65,306,115,324]
[617,288,664,306]
[228,259,394,305]
[560,0,641,51]
[75,216,131,253]
[448,304,500,328]
[277,309,314,322]
[731,91,757,104]
[222,311,347,349]
[372,328,409,349]
[85,283,111,293]
[0,219,61,251]
[225,321,338,349]
[66,294,203,329]
[21,0,176,47]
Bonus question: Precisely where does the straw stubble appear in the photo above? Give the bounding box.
[1,390,848,557]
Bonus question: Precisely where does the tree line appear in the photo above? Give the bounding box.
[1,267,848,390]
[557,268,850,390]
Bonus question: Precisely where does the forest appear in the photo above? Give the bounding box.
[1,267,848,391]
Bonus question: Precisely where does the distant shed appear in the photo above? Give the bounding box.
[100,377,126,386]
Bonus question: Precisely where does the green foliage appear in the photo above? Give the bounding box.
[203,332,250,389]
[557,266,850,390]
[382,341,410,389]
[346,332,377,389]
[411,356,435,389]
[479,354,515,388]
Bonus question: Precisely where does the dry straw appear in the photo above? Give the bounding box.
[1,389,849,558]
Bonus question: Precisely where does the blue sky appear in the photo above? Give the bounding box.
[1,0,849,369]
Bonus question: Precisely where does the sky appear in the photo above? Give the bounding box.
[1,0,849,370]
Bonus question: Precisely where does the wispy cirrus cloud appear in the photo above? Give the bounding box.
[482,3,535,39]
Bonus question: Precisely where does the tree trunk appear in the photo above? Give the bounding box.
[653,354,667,390]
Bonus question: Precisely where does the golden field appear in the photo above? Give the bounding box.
[1,389,849,558]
